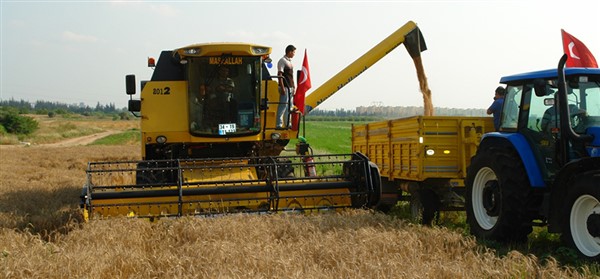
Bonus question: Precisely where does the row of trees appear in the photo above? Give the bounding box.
[0,99,123,116]
[308,106,487,118]
[3,98,486,119]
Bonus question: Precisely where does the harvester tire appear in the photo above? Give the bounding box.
[466,147,533,242]
[561,173,600,260]
[375,179,399,213]
[368,162,385,209]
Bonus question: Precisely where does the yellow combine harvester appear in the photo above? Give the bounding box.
[81,21,427,220]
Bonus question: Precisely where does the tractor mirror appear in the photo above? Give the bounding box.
[126,75,136,95]
[533,79,550,97]
[128,99,141,112]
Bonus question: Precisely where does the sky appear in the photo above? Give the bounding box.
[1,0,599,111]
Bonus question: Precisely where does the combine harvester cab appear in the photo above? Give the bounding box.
[81,21,426,220]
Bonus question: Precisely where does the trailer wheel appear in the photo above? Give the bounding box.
[410,188,439,225]
[466,147,532,242]
[561,174,600,260]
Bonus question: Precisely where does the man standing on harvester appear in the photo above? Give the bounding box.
[277,45,296,129]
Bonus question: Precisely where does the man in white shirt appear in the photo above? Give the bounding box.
[276,45,296,129]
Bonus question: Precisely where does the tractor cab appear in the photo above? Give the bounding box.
[498,68,600,180]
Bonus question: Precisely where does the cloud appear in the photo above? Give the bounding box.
[8,19,26,28]
[62,31,99,43]
[149,4,179,17]
[108,0,143,8]
[108,1,178,17]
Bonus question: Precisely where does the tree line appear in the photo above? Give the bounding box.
[0,99,129,136]
[0,98,124,115]
[308,106,487,119]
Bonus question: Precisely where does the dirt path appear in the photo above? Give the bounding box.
[1,130,120,149]
[44,130,120,147]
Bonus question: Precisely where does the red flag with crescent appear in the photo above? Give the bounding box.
[294,49,311,114]
[561,29,598,68]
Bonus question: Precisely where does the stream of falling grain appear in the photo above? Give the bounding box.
[413,56,434,116]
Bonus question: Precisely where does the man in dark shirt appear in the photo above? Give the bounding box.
[487,86,505,131]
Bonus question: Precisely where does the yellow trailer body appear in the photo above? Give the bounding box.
[353,116,494,183]
[351,116,494,223]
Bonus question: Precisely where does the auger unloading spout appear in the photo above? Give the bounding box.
[303,21,429,114]
[403,26,427,59]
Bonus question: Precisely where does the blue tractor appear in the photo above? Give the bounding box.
[466,55,600,259]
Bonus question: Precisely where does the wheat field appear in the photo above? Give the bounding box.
[0,144,595,278]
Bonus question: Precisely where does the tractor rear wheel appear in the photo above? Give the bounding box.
[561,173,600,260]
[466,147,533,242]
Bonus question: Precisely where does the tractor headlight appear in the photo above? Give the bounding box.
[426,149,435,156]
[156,136,167,144]
[271,133,281,140]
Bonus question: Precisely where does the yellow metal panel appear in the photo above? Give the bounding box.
[351,124,368,155]
[352,116,494,183]
[141,81,189,134]
[366,121,390,177]
[389,116,421,180]
[420,117,463,179]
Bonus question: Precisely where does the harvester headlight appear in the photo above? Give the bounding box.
[426,149,435,156]
[252,47,269,55]
[156,136,167,144]
[271,133,281,140]
[183,48,201,55]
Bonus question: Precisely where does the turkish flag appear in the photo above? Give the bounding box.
[294,49,311,114]
[561,29,598,68]
[291,50,311,131]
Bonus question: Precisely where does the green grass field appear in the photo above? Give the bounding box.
[291,121,366,154]
[90,128,141,145]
